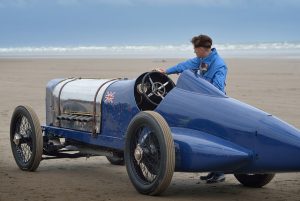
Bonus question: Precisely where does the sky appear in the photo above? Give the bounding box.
[0,0,299,47]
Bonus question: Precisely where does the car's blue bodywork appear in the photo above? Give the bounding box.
[43,70,300,174]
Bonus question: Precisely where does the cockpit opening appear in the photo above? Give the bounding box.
[134,71,175,111]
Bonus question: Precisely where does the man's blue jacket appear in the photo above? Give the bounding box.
[166,48,227,92]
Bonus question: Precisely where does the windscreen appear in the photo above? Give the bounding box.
[176,70,227,97]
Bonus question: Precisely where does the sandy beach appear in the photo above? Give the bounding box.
[0,58,299,201]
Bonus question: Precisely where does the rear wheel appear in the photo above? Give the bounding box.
[106,153,124,165]
[125,111,175,195]
[234,173,275,187]
[10,105,43,171]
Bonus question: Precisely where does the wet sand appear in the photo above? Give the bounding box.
[0,58,299,201]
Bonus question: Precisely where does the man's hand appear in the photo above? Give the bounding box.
[154,68,166,74]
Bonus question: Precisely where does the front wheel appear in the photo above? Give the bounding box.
[234,173,275,188]
[10,105,43,171]
[125,111,175,195]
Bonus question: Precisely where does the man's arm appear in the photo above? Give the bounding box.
[212,66,227,92]
[165,57,200,74]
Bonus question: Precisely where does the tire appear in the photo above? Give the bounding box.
[234,173,275,188]
[125,111,175,195]
[10,105,43,171]
[106,153,124,165]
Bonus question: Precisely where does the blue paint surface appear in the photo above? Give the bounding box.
[44,71,300,173]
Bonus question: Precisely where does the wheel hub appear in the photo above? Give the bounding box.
[13,133,22,146]
[134,144,143,164]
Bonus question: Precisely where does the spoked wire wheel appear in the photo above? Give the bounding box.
[10,105,43,171]
[125,111,175,195]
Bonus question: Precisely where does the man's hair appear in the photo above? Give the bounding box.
[191,34,212,48]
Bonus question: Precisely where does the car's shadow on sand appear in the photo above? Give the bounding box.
[25,158,284,201]
[2,154,298,201]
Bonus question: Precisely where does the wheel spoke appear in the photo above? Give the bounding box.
[23,144,32,162]
[140,161,156,182]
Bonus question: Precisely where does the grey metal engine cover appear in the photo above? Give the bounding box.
[46,78,118,133]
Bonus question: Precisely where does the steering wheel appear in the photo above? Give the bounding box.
[140,71,174,105]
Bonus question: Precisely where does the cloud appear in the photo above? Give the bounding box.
[53,0,249,7]
[0,0,134,7]
[0,0,34,7]
[0,0,299,8]
[134,0,300,8]
[56,0,133,6]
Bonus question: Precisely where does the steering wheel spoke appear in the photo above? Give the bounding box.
[162,81,169,88]
[147,92,154,98]
[149,76,154,86]
[157,92,164,99]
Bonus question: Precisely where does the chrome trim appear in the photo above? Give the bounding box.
[92,78,119,136]
[50,78,118,133]
[57,78,78,126]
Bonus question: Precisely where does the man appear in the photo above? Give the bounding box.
[157,34,226,93]
[156,34,227,183]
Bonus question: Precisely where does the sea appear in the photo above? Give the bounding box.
[1,42,300,58]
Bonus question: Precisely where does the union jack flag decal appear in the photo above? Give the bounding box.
[104,91,115,104]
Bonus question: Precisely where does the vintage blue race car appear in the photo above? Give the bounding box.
[10,70,300,195]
